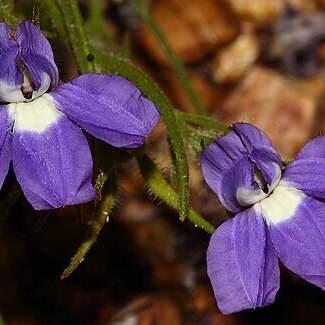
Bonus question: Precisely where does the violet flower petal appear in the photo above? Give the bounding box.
[292,135,325,160]
[207,208,280,314]
[257,183,325,289]
[0,22,23,102]
[201,123,281,212]
[284,136,325,199]
[16,21,59,90]
[232,123,275,148]
[232,123,282,184]
[11,94,95,210]
[0,105,12,188]
[51,74,160,148]
[202,138,255,212]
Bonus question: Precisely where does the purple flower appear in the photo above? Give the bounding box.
[0,21,160,210]
[201,122,325,314]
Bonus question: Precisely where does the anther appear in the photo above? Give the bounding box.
[21,85,34,99]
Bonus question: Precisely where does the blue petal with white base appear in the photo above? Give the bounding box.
[207,208,280,314]
[257,183,325,289]
[11,94,95,210]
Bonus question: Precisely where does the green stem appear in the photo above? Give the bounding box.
[61,173,117,279]
[55,0,96,73]
[128,0,206,116]
[137,155,215,234]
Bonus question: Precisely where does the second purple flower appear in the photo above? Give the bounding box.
[201,122,325,314]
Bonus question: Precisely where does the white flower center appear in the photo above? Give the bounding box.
[254,181,305,225]
[9,93,63,133]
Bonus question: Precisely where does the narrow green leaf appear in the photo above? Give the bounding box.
[94,50,190,221]
[169,141,178,189]
[128,0,206,116]
[60,173,117,279]
[137,155,215,234]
